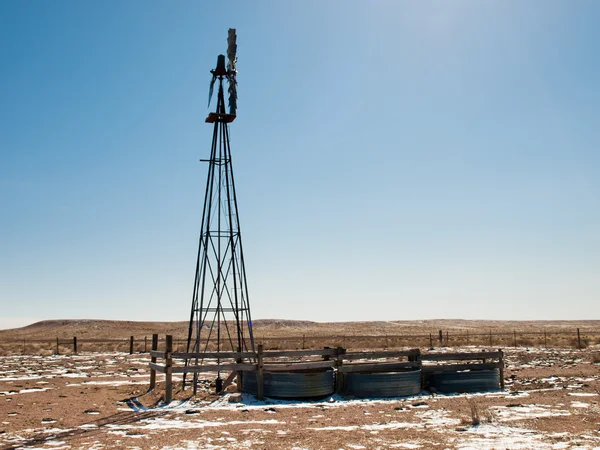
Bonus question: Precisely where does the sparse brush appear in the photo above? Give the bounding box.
[461,398,493,426]
[569,337,590,349]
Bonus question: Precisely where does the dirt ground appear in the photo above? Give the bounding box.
[1,346,599,449]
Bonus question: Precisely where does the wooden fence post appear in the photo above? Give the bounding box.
[544,330,547,348]
[257,344,264,400]
[445,331,449,346]
[165,335,173,403]
[73,337,77,354]
[513,330,517,348]
[56,337,59,355]
[438,330,443,345]
[302,334,305,350]
[335,347,345,394]
[466,330,469,346]
[129,336,134,354]
[144,336,147,353]
[489,330,493,347]
[498,349,505,390]
[149,334,158,390]
[429,333,433,349]
[236,346,242,392]
[577,328,582,350]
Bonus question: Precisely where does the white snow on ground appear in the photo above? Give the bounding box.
[2,349,600,449]
[493,404,572,421]
[0,387,53,395]
[66,380,148,386]
[107,418,283,432]
[309,421,419,432]
[152,393,437,413]
[452,424,586,450]
[570,402,590,408]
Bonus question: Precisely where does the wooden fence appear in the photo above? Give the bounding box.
[148,334,505,402]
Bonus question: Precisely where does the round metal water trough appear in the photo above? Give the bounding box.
[341,369,422,398]
[425,369,499,393]
[241,370,334,399]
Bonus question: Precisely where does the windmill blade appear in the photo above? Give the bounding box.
[227,28,237,74]
[228,79,237,115]
[208,75,216,108]
[227,28,238,115]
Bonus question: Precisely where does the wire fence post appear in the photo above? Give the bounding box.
[577,328,582,350]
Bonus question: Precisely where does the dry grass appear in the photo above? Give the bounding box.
[460,398,494,426]
[0,319,598,355]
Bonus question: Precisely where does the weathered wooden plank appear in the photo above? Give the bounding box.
[149,362,166,373]
[262,361,336,372]
[165,335,173,403]
[150,350,167,359]
[498,349,505,390]
[220,371,239,393]
[149,334,158,390]
[421,362,500,373]
[263,348,339,358]
[172,363,257,374]
[344,350,420,361]
[421,351,502,361]
[257,344,264,400]
[171,351,256,360]
[338,361,420,373]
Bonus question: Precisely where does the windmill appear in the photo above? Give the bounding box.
[185,28,255,393]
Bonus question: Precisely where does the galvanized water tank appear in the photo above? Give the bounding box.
[425,369,499,393]
[241,370,334,398]
[341,369,422,398]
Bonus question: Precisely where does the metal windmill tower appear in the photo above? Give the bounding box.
[185,29,255,391]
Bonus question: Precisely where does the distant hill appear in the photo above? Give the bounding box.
[1,318,598,341]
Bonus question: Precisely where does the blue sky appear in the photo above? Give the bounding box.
[1,1,599,328]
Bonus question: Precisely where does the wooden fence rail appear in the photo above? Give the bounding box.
[147,335,505,401]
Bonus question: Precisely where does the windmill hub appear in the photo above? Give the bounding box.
[212,54,227,77]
